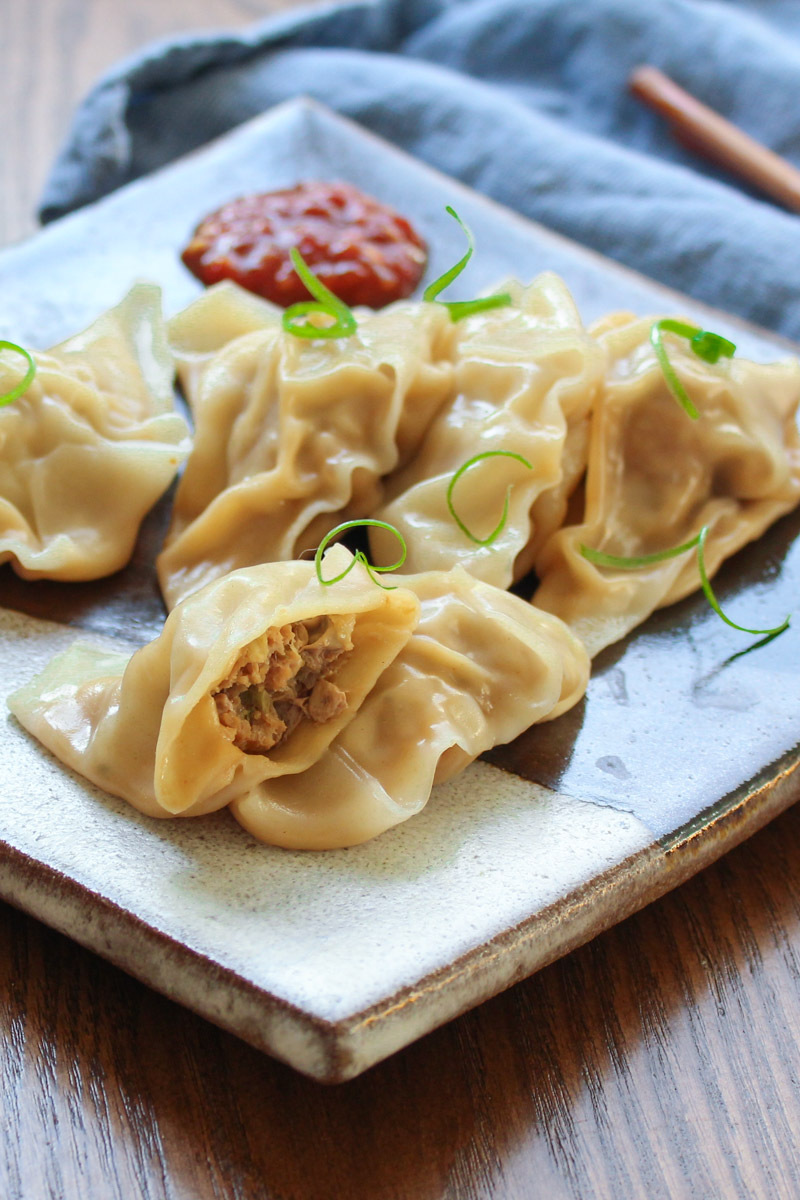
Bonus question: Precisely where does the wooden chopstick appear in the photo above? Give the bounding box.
[629,64,800,214]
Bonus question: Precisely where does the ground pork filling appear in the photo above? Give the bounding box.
[212,614,356,754]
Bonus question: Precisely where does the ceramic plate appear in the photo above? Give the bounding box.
[0,99,798,1082]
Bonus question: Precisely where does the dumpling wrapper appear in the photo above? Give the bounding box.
[232,567,590,849]
[8,546,420,819]
[369,274,603,587]
[0,284,190,580]
[533,313,800,656]
[158,282,454,608]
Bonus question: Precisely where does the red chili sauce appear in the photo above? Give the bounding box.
[181,181,428,309]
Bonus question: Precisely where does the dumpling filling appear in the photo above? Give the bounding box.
[213,614,356,754]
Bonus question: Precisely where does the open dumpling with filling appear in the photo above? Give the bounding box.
[532,313,800,656]
[232,567,589,849]
[8,546,420,818]
[157,282,454,608]
[368,274,603,587]
[0,284,190,580]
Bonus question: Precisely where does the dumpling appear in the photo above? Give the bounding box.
[157,282,454,608]
[368,274,603,587]
[0,284,190,580]
[7,546,420,819]
[532,313,800,656]
[231,567,589,849]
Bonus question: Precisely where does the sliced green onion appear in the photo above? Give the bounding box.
[580,525,790,638]
[423,207,512,323]
[0,342,36,407]
[650,319,736,421]
[438,294,514,322]
[447,451,533,546]
[579,533,701,569]
[283,249,357,340]
[696,526,789,638]
[423,207,473,304]
[315,519,406,590]
[689,328,736,364]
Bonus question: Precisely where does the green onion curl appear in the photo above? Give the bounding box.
[447,450,533,545]
[650,319,736,421]
[580,525,789,638]
[315,520,406,591]
[283,249,357,340]
[695,525,789,638]
[0,342,36,407]
[579,533,702,570]
[424,207,512,323]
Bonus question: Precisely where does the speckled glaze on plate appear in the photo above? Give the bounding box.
[0,100,798,1082]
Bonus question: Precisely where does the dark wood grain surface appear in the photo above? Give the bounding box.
[3,4,800,1198]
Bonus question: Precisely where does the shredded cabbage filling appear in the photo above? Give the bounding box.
[213,614,355,754]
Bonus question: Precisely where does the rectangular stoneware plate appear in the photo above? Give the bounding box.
[0,99,798,1083]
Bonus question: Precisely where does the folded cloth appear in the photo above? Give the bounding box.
[40,0,800,338]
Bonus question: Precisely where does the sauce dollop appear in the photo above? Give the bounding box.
[182,181,428,309]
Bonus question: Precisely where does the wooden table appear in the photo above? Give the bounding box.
[3,3,800,1197]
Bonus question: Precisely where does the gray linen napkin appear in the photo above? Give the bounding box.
[40,0,800,337]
